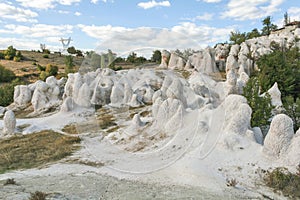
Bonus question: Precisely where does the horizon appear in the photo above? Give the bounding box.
[0,0,299,57]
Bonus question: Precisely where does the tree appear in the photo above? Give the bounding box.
[229,31,246,45]
[243,77,273,133]
[284,96,300,131]
[4,46,17,60]
[67,46,76,55]
[246,28,261,39]
[257,47,299,99]
[151,50,161,63]
[261,16,278,35]
[126,52,137,63]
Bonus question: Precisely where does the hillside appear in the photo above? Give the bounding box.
[0,50,84,82]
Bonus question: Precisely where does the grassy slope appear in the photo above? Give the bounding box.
[0,50,84,83]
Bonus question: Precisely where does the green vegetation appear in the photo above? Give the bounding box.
[0,78,24,106]
[0,130,80,174]
[264,167,300,198]
[0,65,16,83]
[1,46,23,62]
[38,64,58,81]
[151,50,162,63]
[243,44,300,131]
[243,77,273,133]
[229,16,277,44]
[65,55,75,74]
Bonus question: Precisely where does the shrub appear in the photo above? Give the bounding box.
[45,64,58,76]
[0,65,16,83]
[0,79,23,106]
[65,55,75,74]
[4,46,16,60]
[42,54,49,59]
[13,56,21,62]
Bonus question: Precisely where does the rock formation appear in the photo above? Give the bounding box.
[3,110,16,135]
[264,114,294,157]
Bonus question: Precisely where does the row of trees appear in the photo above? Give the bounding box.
[229,16,278,45]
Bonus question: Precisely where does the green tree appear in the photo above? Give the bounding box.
[151,50,162,63]
[261,16,278,35]
[4,46,17,60]
[229,31,247,45]
[243,77,273,133]
[126,52,137,63]
[257,47,299,99]
[67,46,76,55]
[246,28,261,39]
[283,96,300,131]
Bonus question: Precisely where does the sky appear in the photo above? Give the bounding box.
[0,0,299,57]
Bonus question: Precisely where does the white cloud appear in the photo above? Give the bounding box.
[16,0,81,9]
[0,3,38,23]
[288,7,300,21]
[78,23,233,55]
[138,0,170,10]
[0,24,73,38]
[91,0,99,4]
[222,0,284,21]
[74,11,82,16]
[58,10,70,14]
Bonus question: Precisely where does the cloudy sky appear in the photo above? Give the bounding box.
[0,0,299,56]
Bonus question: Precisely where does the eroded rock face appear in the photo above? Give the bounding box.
[14,85,33,107]
[159,50,171,69]
[168,52,186,70]
[264,114,294,157]
[267,82,282,107]
[3,110,16,135]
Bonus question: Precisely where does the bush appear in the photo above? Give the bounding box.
[42,54,49,59]
[13,56,21,62]
[4,46,16,60]
[0,65,16,83]
[65,55,75,74]
[39,64,58,81]
[0,79,23,106]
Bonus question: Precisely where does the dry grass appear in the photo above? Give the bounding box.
[226,178,238,187]
[0,130,80,174]
[264,167,300,198]
[29,191,47,200]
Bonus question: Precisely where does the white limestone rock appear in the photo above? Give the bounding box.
[110,83,124,107]
[13,85,33,107]
[77,83,92,108]
[168,52,186,70]
[61,97,76,112]
[267,82,282,107]
[286,131,300,165]
[0,106,6,118]
[3,110,16,135]
[159,50,170,68]
[264,114,294,157]
[132,114,144,128]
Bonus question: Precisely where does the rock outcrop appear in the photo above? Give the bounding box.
[3,110,16,135]
[264,114,294,157]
